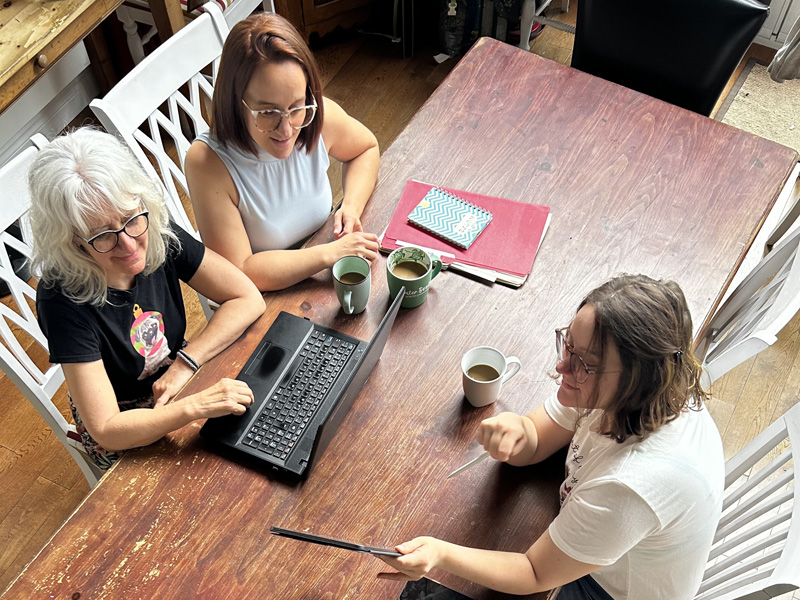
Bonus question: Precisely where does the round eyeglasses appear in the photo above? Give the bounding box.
[555,326,601,384]
[77,211,149,253]
[242,96,318,134]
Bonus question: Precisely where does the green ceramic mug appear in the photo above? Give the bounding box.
[386,246,443,308]
[333,256,371,315]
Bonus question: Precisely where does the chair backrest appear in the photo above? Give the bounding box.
[117,0,271,65]
[696,401,799,599]
[222,0,273,27]
[0,135,101,486]
[91,2,230,236]
[571,0,769,116]
[695,224,800,387]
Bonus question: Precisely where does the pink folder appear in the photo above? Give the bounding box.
[381,180,550,287]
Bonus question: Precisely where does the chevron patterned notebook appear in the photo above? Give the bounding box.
[407,187,493,249]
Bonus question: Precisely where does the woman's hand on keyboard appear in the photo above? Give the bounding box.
[181,378,255,419]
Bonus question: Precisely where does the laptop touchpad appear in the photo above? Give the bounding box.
[245,343,288,380]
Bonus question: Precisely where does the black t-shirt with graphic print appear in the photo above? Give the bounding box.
[36,224,205,404]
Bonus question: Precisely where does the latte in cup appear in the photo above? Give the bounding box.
[338,271,367,285]
[466,364,500,382]
[391,260,428,279]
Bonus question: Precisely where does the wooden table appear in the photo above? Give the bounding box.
[4,38,798,600]
[0,0,122,116]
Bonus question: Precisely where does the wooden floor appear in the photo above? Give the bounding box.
[1,3,798,595]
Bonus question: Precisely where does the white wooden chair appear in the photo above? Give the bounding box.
[0,135,102,487]
[695,224,800,387]
[116,0,273,64]
[765,162,800,253]
[695,401,800,599]
[91,2,231,319]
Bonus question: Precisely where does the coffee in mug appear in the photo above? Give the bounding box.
[391,261,428,280]
[466,363,501,382]
[386,247,443,308]
[338,271,367,285]
[461,346,521,407]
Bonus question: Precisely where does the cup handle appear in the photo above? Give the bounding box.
[430,257,443,280]
[502,356,521,383]
[344,290,354,315]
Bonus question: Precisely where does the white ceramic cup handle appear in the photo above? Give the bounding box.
[344,290,354,315]
[502,356,521,383]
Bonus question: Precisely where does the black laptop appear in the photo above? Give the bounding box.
[200,288,405,477]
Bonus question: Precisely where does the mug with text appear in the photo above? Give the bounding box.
[461,346,521,407]
[386,246,443,308]
[333,256,371,315]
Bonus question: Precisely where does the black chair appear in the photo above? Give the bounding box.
[571,0,770,116]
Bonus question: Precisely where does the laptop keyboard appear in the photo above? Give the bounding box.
[242,330,356,461]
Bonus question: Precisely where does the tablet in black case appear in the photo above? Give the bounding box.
[270,526,402,557]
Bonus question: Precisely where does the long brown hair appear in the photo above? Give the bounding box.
[211,12,323,156]
[579,274,709,442]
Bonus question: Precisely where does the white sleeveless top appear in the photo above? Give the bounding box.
[196,132,332,252]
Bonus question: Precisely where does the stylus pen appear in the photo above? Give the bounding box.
[447,451,491,479]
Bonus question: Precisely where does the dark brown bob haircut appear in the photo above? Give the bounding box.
[577,274,709,443]
[211,12,323,157]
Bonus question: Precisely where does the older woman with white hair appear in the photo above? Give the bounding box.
[30,128,266,469]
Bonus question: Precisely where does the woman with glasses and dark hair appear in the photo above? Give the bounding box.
[30,128,266,470]
[378,275,725,600]
[185,11,380,292]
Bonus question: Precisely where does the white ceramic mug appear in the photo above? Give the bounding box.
[461,346,521,407]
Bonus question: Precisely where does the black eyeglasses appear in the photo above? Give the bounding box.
[77,211,149,253]
[555,326,601,384]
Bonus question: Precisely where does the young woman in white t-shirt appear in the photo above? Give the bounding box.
[378,275,725,600]
[186,12,380,291]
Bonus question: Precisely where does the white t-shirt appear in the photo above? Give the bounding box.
[196,132,332,252]
[545,394,724,600]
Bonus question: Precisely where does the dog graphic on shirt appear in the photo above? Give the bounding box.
[130,304,172,380]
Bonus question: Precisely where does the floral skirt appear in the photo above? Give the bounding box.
[69,393,156,470]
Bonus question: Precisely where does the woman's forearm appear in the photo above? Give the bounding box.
[92,401,197,451]
[242,245,333,291]
[340,145,380,216]
[506,413,541,466]
[180,294,265,365]
[435,542,544,595]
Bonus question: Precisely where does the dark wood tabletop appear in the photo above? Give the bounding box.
[4,38,798,600]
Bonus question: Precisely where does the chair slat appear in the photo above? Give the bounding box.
[722,448,792,511]
[715,488,793,542]
[698,548,780,594]
[718,470,793,528]
[703,527,788,579]
[697,224,800,386]
[695,568,772,599]
[710,499,790,556]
